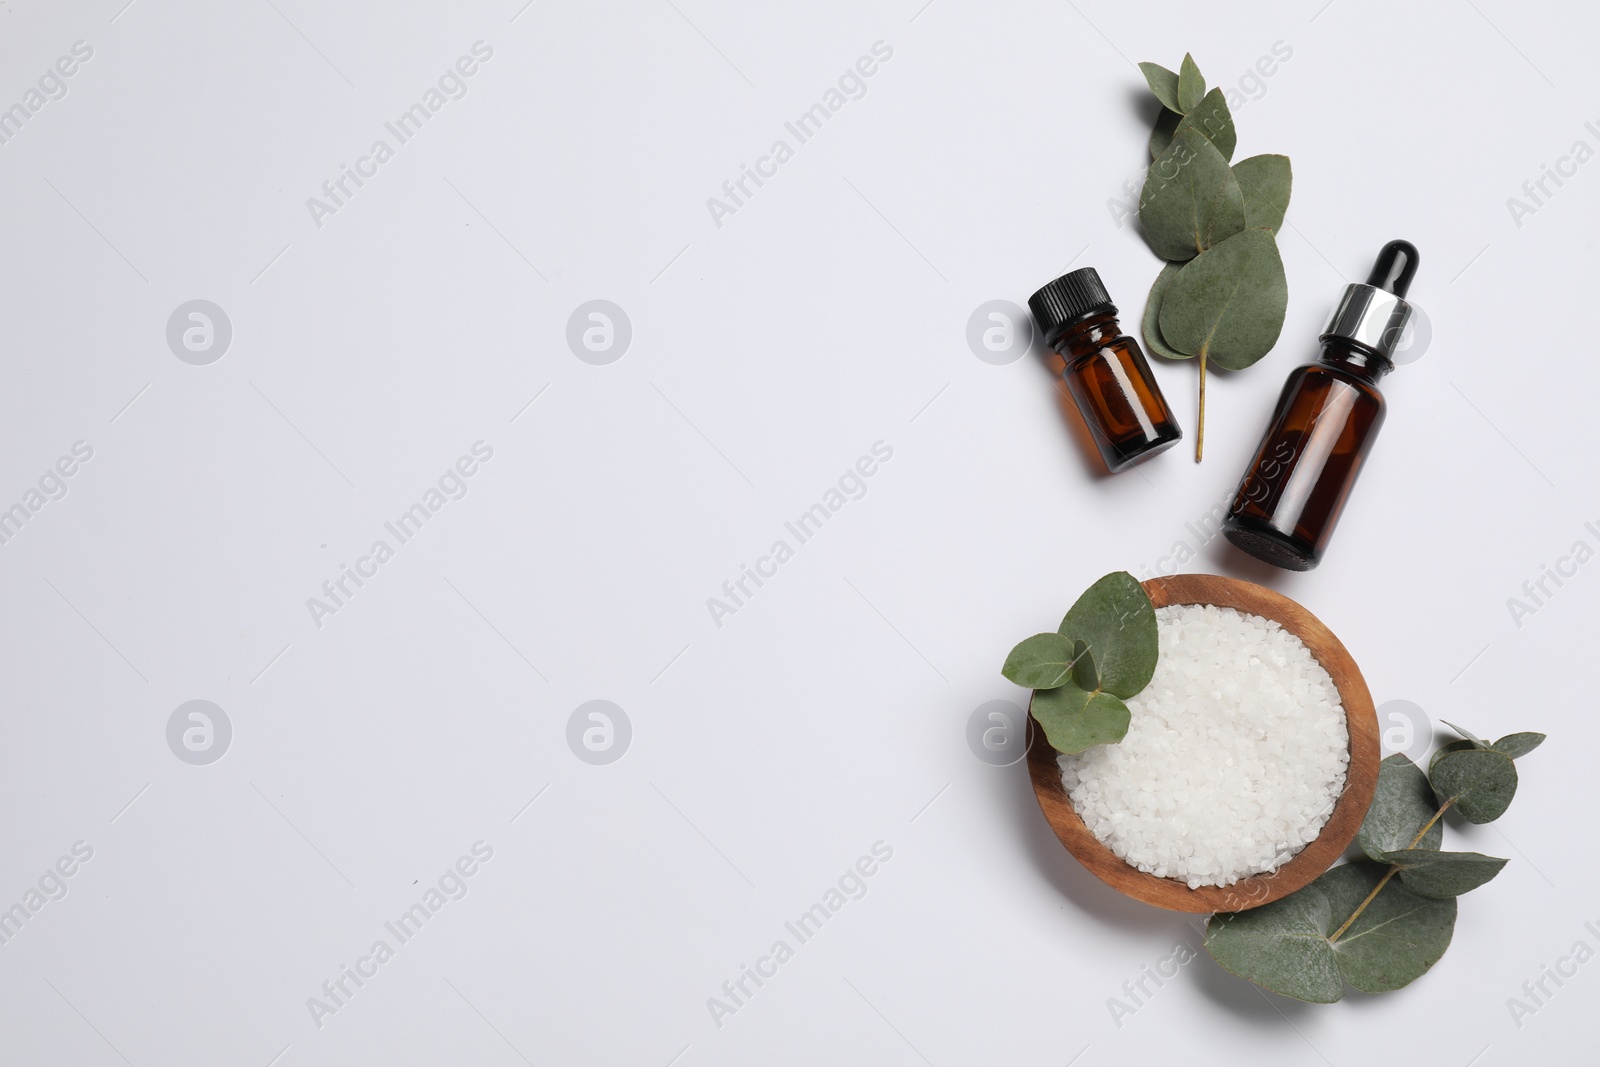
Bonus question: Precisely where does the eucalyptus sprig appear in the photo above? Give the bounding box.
[1203,724,1544,1002]
[1000,572,1157,754]
[1136,54,1292,461]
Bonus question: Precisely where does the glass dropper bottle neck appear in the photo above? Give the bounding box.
[1317,337,1394,385]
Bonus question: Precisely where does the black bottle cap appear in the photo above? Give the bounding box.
[1029,267,1116,346]
[1365,240,1420,297]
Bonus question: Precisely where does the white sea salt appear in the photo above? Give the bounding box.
[1058,603,1348,889]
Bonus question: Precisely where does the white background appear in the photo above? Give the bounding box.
[0,0,1595,1064]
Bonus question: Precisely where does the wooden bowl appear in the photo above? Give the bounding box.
[1026,573,1379,913]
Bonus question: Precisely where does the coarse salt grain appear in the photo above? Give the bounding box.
[1058,603,1348,889]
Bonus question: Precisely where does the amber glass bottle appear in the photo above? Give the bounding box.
[1028,268,1182,472]
[1223,241,1420,570]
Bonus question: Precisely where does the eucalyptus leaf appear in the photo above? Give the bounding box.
[1177,53,1205,112]
[1149,107,1181,159]
[1056,571,1157,699]
[1358,754,1443,861]
[1030,683,1130,753]
[1233,154,1292,234]
[1139,126,1245,262]
[1139,62,1183,113]
[1070,639,1099,691]
[1430,749,1518,824]
[1319,861,1457,993]
[1177,88,1235,161]
[1000,632,1078,689]
[1142,264,1188,360]
[1433,742,1478,777]
[1430,739,1478,767]
[1206,861,1457,1002]
[1205,885,1343,1003]
[1382,850,1508,899]
[1494,732,1546,759]
[1158,228,1287,371]
[1443,720,1490,748]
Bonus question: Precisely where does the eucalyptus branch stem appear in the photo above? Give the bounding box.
[1405,801,1451,850]
[1327,868,1395,944]
[1328,800,1453,945]
[1195,350,1208,462]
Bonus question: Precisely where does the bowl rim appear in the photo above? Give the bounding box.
[1026,573,1380,913]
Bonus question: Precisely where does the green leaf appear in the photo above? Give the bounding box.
[1151,90,1234,161]
[1233,154,1291,234]
[1205,885,1344,1003]
[1056,571,1157,699]
[1001,632,1078,689]
[1443,720,1491,748]
[1138,62,1183,113]
[1142,264,1189,360]
[1178,88,1235,161]
[1430,748,1518,823]
[1070,639,1099,691]
[1149,107,1181,159]
[1382,850,1508,899]
[1357,754,1443,861]
[1177,53,1205,112]
[1320,862,1456,993]
[1430,739,1479,769]
[1031,683,1130,753]
[1206,861,1457,1001]
[1158,228,1288,371]
[1494,732,1545,759]
[1139,125,1245,262]
[1437,727,1546,762]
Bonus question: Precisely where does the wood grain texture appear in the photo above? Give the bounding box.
[1026,573,1380,913]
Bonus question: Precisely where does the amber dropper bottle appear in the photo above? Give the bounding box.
[1028,268,1183,472]
[1222,240,1420,570]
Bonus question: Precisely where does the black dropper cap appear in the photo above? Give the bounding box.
[1322,240,1420,361]
[1028,268,1115,348]
[1365,240,1419,297]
